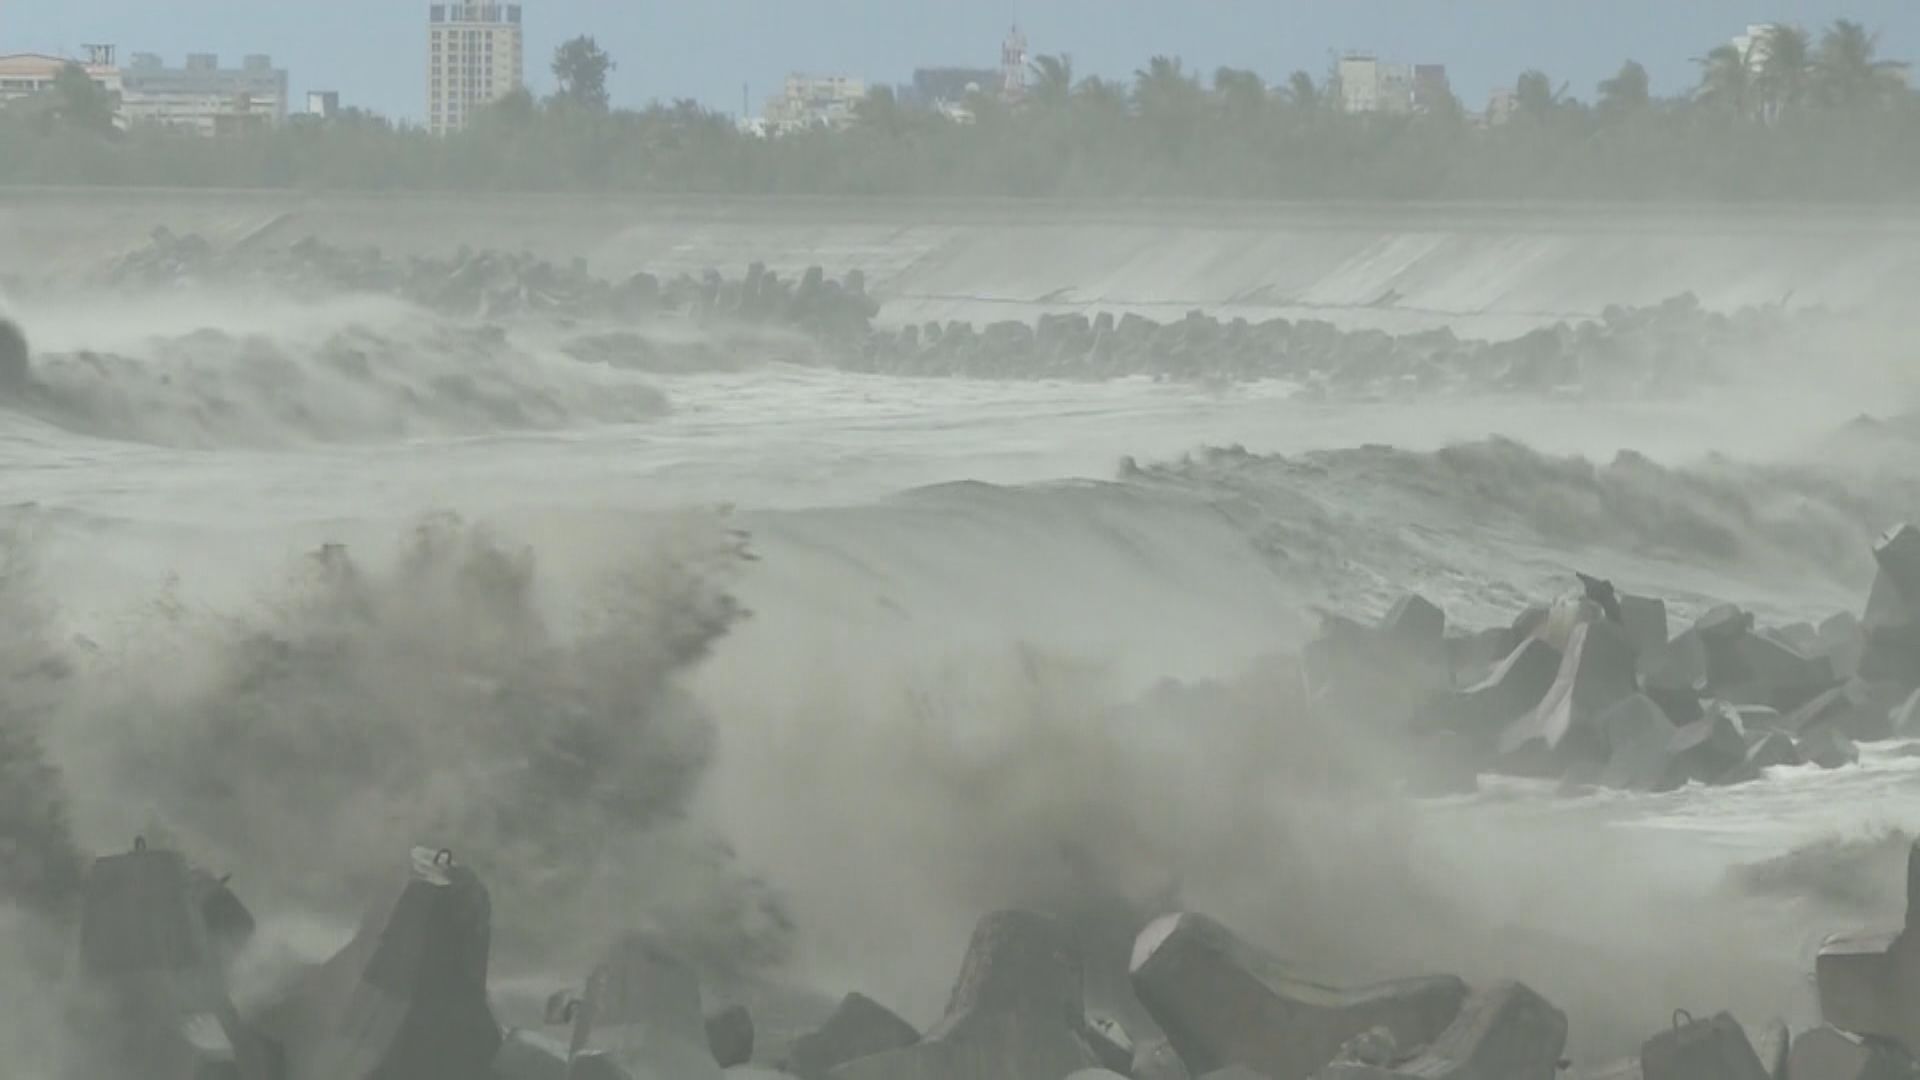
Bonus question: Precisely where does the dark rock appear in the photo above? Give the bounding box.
[1129,912,1466,1080]
[70,838,276,1080]
[1619,594,1670,657]
[1499,618,1638,765]
[257,846,499,1080]
[1597,694,1681,791]
[1314,981,1567,1080]
[1817,839,1920,1058]
[1640,1010,1769,1080]
[1861,620,1920,686]
[709,1005,757,1069]
[1786,1025,1920,1079]
[831,910,1098,1080]
[1799,725,1861,769]
[786,994,919,1080]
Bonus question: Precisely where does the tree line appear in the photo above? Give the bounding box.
[1,23,1916,201]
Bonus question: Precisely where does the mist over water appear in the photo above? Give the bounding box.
[3,196,1920,1073]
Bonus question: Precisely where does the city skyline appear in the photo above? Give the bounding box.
[5,1,1919,123]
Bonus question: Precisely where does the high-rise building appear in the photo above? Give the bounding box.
[427,3,523,136]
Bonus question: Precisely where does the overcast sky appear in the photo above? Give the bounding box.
[5,2,1917,122]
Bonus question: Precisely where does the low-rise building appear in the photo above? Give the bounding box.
[760,74,867,134]
[307,90,341,119]
[1338,54,1414,115]
[120,52,288,135]
[0,52,123,113]
[1485,86,1520,127]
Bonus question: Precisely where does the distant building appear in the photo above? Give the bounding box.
[0,52,123,114]
[1732,23,1781,71]
[1000,25,1029,102]
[307,90,341,118]
[1485,86,1519,127]
[1337,54,1413,114]
[119,52,287,135]
[428,2,524,136]
[1412,65,1453,112]
[901,67,997,110]
[759,74,867,134]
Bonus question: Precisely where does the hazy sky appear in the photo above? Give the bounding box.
[5,2,1917,122]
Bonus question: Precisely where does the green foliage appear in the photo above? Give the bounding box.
[0,25,1916,201]
[552,35,614,113]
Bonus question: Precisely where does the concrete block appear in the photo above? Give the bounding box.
[1619,594,1669,657]
[1816,840,1920,1058]
[1130,912,1465,1080]
[256,846,499,1080]
[709,1005,756,1069]
[786,994,919,1080]
[578,934,723,1080]
[1315,980,1566,1080]
[1500,619,1638,764]
[71,838,275,1080]
[1786,1025,1919,1080]
[1640,1010,1769,1080]
[830,910,1099,1080]
[1597,694,1680,792]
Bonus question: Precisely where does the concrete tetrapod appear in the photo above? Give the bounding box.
[784,993,920,1080]
[1129,912,1466,1080]
[70,838,276,1080]
[829,910,1100,1080]
[572,934,724,1080]
[1639,1010,1770,1080]
[708,1004,756,1068]
[1312,980,1568,1080]
[1817,838,1920,1058]
[1787,1025,1920,1080]
[256,846,499,1080]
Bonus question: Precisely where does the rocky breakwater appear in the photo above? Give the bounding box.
[1304,524,1920,798]
[54,827,1920,1080]
[92,231,1830,398]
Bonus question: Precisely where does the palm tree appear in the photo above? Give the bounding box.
[1071,75,1129,117]
[1695,43,1757,119]
[1133,56,1200,119]
[1281,70,1321,111]
[1597,60,1651,118]
[1814,20,1911,110]
[1212,67,1268,122]
[1757,25,1812,120]
[1514,70,1566,120]
[1028,54,1074,109]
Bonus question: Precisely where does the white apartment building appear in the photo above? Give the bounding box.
[1338,54,1414,115]
[428,3,524,135]
[760,74,868,134]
